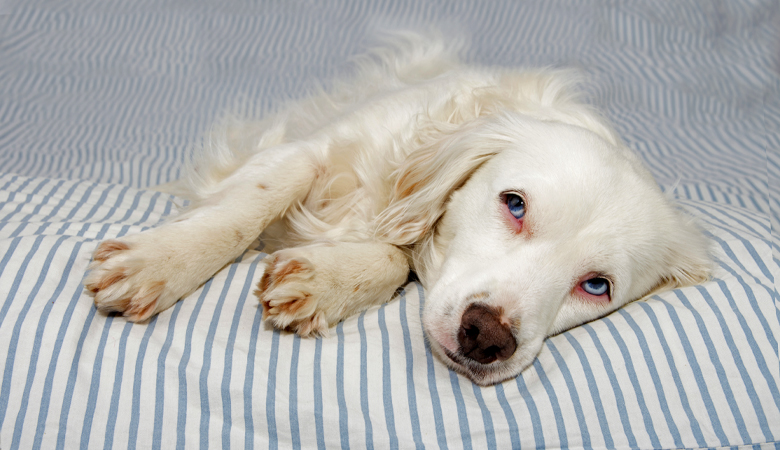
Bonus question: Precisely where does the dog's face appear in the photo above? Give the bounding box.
[421,116,709,385]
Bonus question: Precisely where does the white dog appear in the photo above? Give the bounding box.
[84,34,710,385]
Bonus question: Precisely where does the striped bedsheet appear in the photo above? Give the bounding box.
[1,0,779,448]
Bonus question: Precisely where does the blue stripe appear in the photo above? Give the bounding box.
[266,328,282,450]
[448,371,473,450]
[398,289,425,449]
[243,298,264,450]
[336,322,351,450]
[358,312,375,448]
[377,304,398,449]
[417,284,449,449]
[289,335,302,450]
[313,336,326,450]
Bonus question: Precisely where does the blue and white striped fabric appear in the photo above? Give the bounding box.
[1,1,779,448]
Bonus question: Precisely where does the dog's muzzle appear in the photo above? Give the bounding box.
[455,303,517,364]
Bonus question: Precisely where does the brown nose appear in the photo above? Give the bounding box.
[457,303,517,364]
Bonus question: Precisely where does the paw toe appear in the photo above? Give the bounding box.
[93,240,131,262]
[123,281,165,322]
[84,266,128,293]
[295,311,329,337]
[260,291,316,328]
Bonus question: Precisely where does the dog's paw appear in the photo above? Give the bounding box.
[84,238,176,322]
[256,251,329,337]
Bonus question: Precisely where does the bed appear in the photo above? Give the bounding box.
[1,0,778,448]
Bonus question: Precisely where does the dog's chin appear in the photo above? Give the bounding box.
[426,333,522,386]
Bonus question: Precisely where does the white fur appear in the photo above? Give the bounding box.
[84,33,710,385]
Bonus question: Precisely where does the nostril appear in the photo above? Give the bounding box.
[464,325,479,339]
[457,303,517,364]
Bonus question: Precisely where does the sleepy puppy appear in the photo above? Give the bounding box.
[84,33,710,385]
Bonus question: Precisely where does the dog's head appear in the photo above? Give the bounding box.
[379,112,710,385]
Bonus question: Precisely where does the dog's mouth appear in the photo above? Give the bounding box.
[443,347,499,377]
[428,334,519,386]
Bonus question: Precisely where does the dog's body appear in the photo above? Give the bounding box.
[84,35,710,385]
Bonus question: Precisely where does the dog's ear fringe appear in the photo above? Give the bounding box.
[372,117,501,245]
[642,213,713,299]
[643,266,711,299]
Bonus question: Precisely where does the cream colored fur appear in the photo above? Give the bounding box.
[84,33,710,385]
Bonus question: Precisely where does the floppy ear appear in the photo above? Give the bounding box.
[643,212,712,298]
[374,119,500,245]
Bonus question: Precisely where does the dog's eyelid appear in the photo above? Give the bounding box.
[582,271,612,281]
[499,190,528,212]
[499,189,527,200]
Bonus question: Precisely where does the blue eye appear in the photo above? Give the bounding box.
[504,193,526,219]
[581,278,610,296]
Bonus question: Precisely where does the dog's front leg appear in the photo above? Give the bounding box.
[84,144,318,321]
[256,242,410,336]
